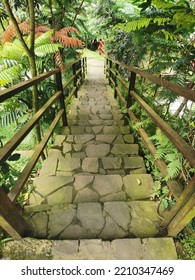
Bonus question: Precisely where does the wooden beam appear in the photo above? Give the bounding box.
[131,90,195,168]
[161,176,195,228]
[8,110,64,202]
[127,109,183,199]
[0,91,61,165]
[0,188,28,239]
[167,193,195,237]
[0,69,59,103]
[107,57,195,102]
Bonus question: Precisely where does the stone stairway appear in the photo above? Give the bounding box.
[5,55,177,260]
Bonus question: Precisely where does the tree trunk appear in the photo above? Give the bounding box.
[4,0,42,145]
[71,0,85,26]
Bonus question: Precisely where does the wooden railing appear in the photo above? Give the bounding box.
[105,56,195,237]
[0,57,87,239]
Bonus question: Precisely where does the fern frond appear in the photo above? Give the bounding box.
[0,65,21,86]
[18,20,30,35]
[55,33,82,48]
[1,23,15,44]
[171,12,195,28]
[165,158,182,180]
[153,0,174,9]
[59,27,79,35]
[2,41,26,60]
[35,30,53,47]
[35,43,62,57]
[124,18,152,32]
[35,25,50,33]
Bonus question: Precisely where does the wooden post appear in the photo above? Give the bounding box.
[79,59,82,85]
[0,188,29,239]
[161,176,195,228]
[105,58,109,77]
[82,58,85,80]
[127,72,136,108]
[72,63,78,98]
[114,64,119,99]
[55,71,67,126]
[85,57,87,74]
[167,192,195,236]
[109,60,113,86]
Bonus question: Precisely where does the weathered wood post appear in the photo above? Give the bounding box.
[114,63,119,99]
[72,63,78,98]
[56,71,67,126]
[0,188,29,239]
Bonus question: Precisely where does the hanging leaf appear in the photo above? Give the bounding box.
[8,153,21,161]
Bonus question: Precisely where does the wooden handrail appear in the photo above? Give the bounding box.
[106,56,195,237]
[0,57,87,239]
[0,69,59,103]
[107,56,195,102]
[0,90,62,165]
[8,109,64,203]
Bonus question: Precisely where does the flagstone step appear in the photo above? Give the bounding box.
[54,134,135,146]
[67,119,125,126]
[60,125,131,135]
[39,154,146,175]
[29,174,154,206]
[24,201,162,240]
[1,237,178,260]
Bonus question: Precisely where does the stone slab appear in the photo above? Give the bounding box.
[75,134,95,144]
[74,175,94,191]
[104,202,131,231]
[111,144,138,155]
[124,157,145,169]
[82,158,99,173]
[86,144,110,158]
[93,175,123,196]
[112,239,142,260]
[123,174,154,200]
[102,157,122,169]
[142,238,178,260]
[39,158,58,176]
[48,208,76,237]
[74,188,99,203]
[77,203,104,234]
[52,240,79,260]
[58,158,80,172]
[33,176,74,197]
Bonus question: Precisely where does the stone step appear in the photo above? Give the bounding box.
[67,119,125,126]
[54,134,134,146]
[70,103,119,112]
[30,174,154,206]
[60,126,131,135]
[24,201,163,240]
[1,237,178,260]
[40,154,146,175]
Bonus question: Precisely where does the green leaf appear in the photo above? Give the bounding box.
[1,162,10,174]
[8,153,21,161]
